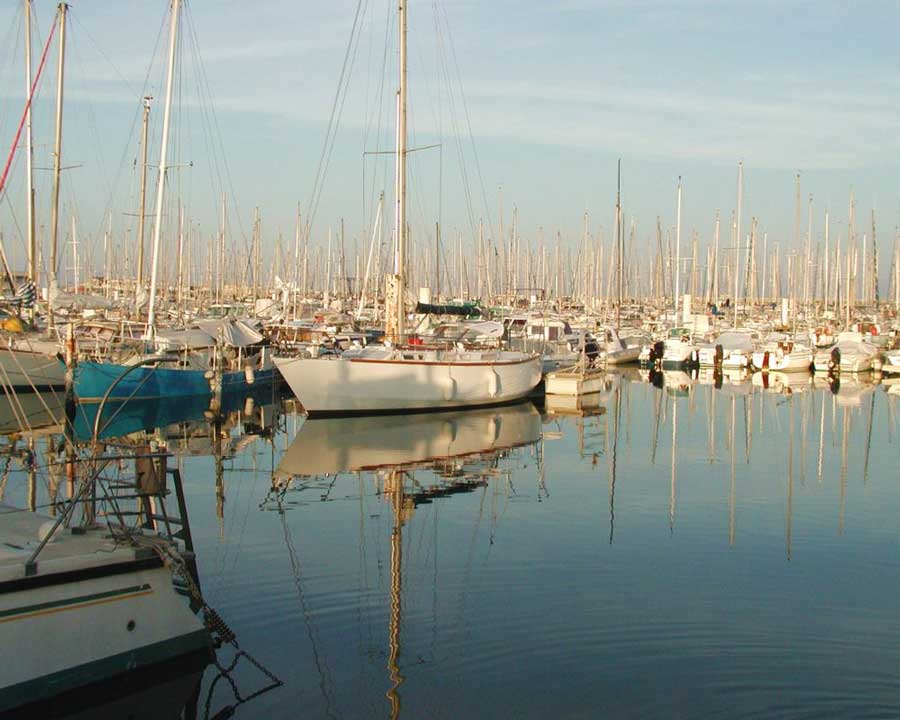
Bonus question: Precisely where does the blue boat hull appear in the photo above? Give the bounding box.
[73,361,277,404]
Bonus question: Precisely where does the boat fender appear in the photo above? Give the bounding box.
[244,397,255,416]
[762,351,770,370]
[244,365,255,384]
[443,375,457,401]
[488,369,499,398]
[204,370,215,380]
[690,349,699,367]
[715,344,724,368]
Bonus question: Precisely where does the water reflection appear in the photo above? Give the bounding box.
[3,366,900,718]
[275,402,541,478]
[272,402,543,718]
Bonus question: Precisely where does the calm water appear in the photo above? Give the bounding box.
[5,370,900,718]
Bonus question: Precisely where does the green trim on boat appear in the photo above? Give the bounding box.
[0,629,211,713]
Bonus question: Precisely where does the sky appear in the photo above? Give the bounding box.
[0,0,898,289]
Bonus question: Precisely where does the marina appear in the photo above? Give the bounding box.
[0,0,899,717]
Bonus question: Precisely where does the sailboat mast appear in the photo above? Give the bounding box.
[616,159,622,331]
[146,0,181,335]
[733,161,743,327]
[24,0,36,284]
[49,1,68,323]
[136,97,151,288]
[674,177,682,318]
[388,0,408,341]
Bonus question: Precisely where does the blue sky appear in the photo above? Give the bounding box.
[0,0,898,286]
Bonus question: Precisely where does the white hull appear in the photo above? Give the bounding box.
[661,343,698,368]
[605,346,641,364]
[751,349,812,373]
[698,349,752,368]
[275,349,542,415]
[813,350,875,374]
[544,368,609,396]
[0,565,207,704]
[0,344,66,389]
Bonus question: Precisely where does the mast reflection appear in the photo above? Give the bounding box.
[274,401,543,718]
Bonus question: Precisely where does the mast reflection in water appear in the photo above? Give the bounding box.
[271,401,543,718]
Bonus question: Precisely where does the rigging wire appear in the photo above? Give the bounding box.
[306,0,367,237]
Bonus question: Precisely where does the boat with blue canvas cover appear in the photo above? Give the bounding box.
[73,319,277,404]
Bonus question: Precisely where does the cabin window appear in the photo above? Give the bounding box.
[548,326,560,341]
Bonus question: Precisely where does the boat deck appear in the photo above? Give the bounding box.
[0,503,153,585]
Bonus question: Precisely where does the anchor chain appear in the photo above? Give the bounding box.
[125,533,283,714]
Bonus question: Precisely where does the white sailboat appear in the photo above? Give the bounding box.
[275,1,541,416]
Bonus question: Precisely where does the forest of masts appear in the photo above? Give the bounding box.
[51,170,899,320]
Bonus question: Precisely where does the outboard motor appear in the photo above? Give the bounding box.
[648,340,665,369]
[828,347,841,375]
[714,344,724,370]
[584,338,600,367]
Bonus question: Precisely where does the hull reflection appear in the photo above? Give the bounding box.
[277,400,542,477]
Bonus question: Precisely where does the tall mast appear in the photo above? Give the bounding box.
[218,192,226,303]
[388,0,408,341]
[136,97,151,288]
[733,161,743,327]
[252,205,260,302]
[712,210,720,303]
[49,1,68,325]
[146,0,181,335]
[24,0,36,284]
[871,208,879,304]
[674,177,682,319]
[616,159,622,331]
[823,209,830,310]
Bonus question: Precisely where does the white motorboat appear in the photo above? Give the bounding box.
[660,327,700,369]
[275,345,542,416]
[813,331,880,374]
[751,334,813,373]
[698,330,759,369]
[596,326,643,365]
